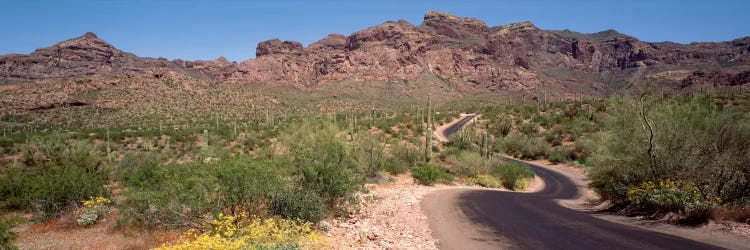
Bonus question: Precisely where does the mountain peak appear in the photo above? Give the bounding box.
[423,10,490,40]
[83,32,98,39]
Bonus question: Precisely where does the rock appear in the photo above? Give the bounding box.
[2,10,750,97]
[318,220,331,232]
[256,39,303,57]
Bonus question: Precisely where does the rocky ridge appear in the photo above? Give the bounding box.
[2,11,749,93]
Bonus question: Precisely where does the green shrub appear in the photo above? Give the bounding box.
[588,96,750,221]
[467,174,503,188]
[492,161,535,190]
[118,156,291,227]
[382,157,409,175]
[492,118,513,137]
[270,191,328,223]
[0,217,18,250]
[216,158,291,215]
[501,134,549,160]
[0,138,109,219]
[411,163,453,186]
[438,146,462,159]
[451,151,490,177]
[547,146,573,164]
[447,131,475,151]
[519,122,539,136]
[627,180,718,220]
[572,135,601,164]
[295,141,362,206]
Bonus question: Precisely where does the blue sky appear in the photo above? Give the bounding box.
[1,0,749,61]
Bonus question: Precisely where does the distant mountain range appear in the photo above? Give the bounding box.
[2,11,749,94]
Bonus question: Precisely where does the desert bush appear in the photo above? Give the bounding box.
[492,161,535,190]
[75,197,112,226]
[293,140,362,207]
[270,192,328,223]
[519,122,539,136]
[564,104,579,118]
[388,143,424,168]
[450,151,490,177]
[438,146,462,159]
[547,146,573,165]
[491,118,513,137]
[216,158,292,216]
[411,163,453,186]
[118,155,291,227]
[381,157,409,175]
[283,119,364,212]
[0,138,109,219]
[466,174,503,188]
[588,96,750,221]
[627,180,719,220]
[447,127,476,151]
[500,134,549,160]
[572,135,602,164]
[0,217,18,250]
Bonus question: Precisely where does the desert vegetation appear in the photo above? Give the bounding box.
[1,79,748,248]
[0,85,535,248]
[457,87,750,223]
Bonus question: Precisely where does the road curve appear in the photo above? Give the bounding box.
[421,117,724,250]
[435,114,476,142]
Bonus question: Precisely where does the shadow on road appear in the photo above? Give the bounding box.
[452,161,722,249]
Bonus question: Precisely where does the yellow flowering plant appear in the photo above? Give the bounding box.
[76,197,112,226]
[626,180,720,215]
[156,213,328,250]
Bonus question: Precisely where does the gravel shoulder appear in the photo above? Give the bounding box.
[327,173,540,249]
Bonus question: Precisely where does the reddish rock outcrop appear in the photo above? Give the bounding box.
[0,32,201,80]
[2,11,749,94]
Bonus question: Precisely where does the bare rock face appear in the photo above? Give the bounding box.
[212,11,750,91]
[422,10,490,41]
[307,34,346,51]
[256,39,303,57]
[680,69,750,88]
[0,32,199,80]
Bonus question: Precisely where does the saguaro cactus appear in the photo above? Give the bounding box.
[425,128,433,162]
[481,131,489,158]
[427,94,432,131]
[202,129,209,150]
[106,129,112,163]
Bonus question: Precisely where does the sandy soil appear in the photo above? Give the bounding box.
[14,210,179,250]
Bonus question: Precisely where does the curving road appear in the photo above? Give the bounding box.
[422,117,726,250]
[438,114,476,140]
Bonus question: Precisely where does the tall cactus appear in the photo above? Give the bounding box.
[425,128,433,162]
[353,116,358,133]
[202,129,209,150]
[481,131,488,158]
[233,122,238,139]
[427,94,432,132]
[106,129,112,163]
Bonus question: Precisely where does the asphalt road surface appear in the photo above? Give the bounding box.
[421,117,724,250]
[438,114,476,139]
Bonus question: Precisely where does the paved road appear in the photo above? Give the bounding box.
[438,114,476,140]
[422,118,724,250]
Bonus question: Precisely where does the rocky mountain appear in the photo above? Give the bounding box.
[2,11,749,93]
[0,32,207,81]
